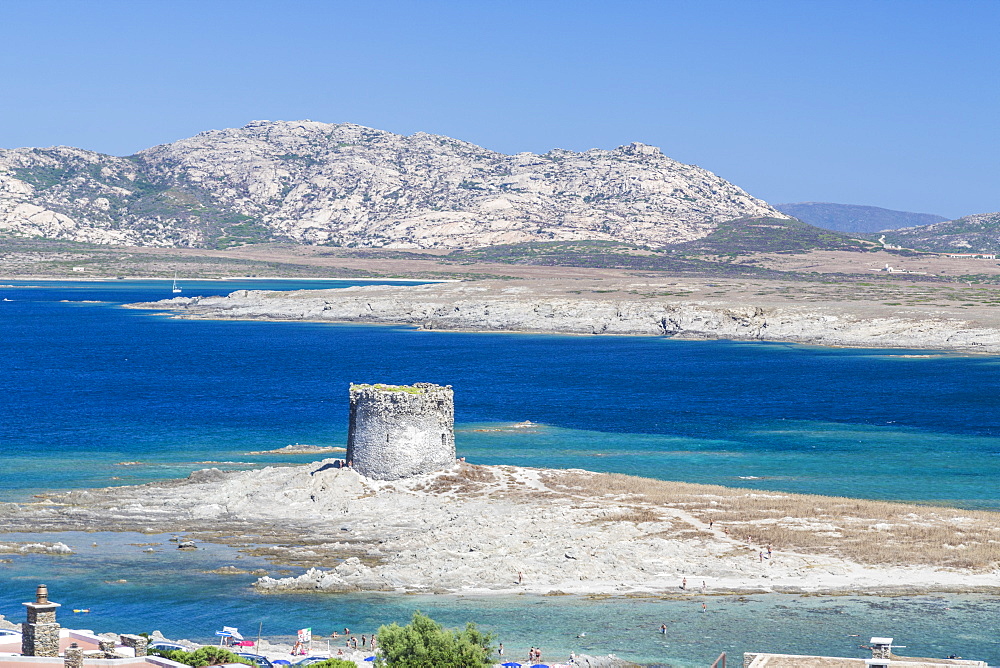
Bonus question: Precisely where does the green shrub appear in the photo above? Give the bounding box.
[305,660,356,668]
[150,647,252,667]
[375,611,494,668]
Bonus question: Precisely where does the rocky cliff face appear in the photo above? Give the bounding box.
[0,120,786,249]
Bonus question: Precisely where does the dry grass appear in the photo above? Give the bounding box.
[544,470,1000,569]
[411,463,499,495]
[585,508,664,525]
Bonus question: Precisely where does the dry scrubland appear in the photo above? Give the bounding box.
[543,471,1000,570]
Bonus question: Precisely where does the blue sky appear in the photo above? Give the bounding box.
[1,0,997,218]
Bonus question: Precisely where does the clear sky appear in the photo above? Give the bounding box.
[1,0,997,219]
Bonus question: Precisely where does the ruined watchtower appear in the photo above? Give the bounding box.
[22,584,60,657]
[347,383,455,480]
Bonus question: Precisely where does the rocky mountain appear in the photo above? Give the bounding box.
[0,120,786,249]
[879,212,1000,253]
[773,202,947,234]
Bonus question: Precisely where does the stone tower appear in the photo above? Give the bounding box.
[347,383,455,480]
[22,584,60,657]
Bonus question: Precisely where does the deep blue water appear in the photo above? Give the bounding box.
[3,279,1000,506]
[2,279,1000,666]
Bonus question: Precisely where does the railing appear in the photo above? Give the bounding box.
[709,652,726,668]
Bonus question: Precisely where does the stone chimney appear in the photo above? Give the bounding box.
[64,642,83,668]
[98,638,118,658]
[22,584,61,657]
[870,637,893,660]
[120,634,148,657]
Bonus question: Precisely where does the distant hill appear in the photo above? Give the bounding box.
[669,216,876,254]
[879,212,1000,253]
[0,120,786,250]
[774,202,947,234]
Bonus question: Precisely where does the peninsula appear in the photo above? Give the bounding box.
[4,457,998,597]
[126,275,1000,354]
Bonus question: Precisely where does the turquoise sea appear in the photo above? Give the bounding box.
[1,279,999,666]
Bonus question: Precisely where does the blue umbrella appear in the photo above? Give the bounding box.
[363,658,375,663]
[531,665,550,668]
[272,661,291,665]
[501,663,522,667]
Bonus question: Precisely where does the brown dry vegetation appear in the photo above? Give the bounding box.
[409,462,500,495]
[541,470,1000,569]
[585,508,664,525]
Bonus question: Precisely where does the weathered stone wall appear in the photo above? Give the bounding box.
[119,634,148,657]
[346,383,455,480]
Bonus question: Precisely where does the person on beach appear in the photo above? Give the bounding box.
[709,520,713,529]
[331,631,339,639]
[361,635,367,648]
[702,580,706,592]
[702,602,708,612]
[518,571,523,584]
[767,545,772,558]
[759,551,764,562]
[498,643,503,657]
[660,623,667,634]
[344,628,350,636]
[681,577,687,590]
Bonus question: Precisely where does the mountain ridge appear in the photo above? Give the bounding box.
[773,201,948,234]
[878,212,1000,253]
[0,120,786,249]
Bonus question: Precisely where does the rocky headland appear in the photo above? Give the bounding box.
[126,278,1000,353]
[3,459,998,597]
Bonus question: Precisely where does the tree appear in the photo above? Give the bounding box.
[374,611,495,668]
[150,647,251,667]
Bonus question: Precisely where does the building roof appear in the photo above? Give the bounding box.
[745,653,987,668]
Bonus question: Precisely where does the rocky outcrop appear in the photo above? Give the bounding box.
[0,120,786,249]
[7,460,996,597]
[0,541,73,555]
[128,281,1000,353]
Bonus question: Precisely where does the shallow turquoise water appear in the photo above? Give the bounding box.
[1,532,998,666]
[2,280,1000,665]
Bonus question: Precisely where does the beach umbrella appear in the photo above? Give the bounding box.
[272,661,291,665]
[531,665,549,668]
[500,663,522,667]
[363,658,375,662]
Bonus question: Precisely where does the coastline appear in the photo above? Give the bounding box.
[4,459,998,599]
[122,278,1000,354]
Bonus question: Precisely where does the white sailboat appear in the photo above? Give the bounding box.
[172,273,182,294]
